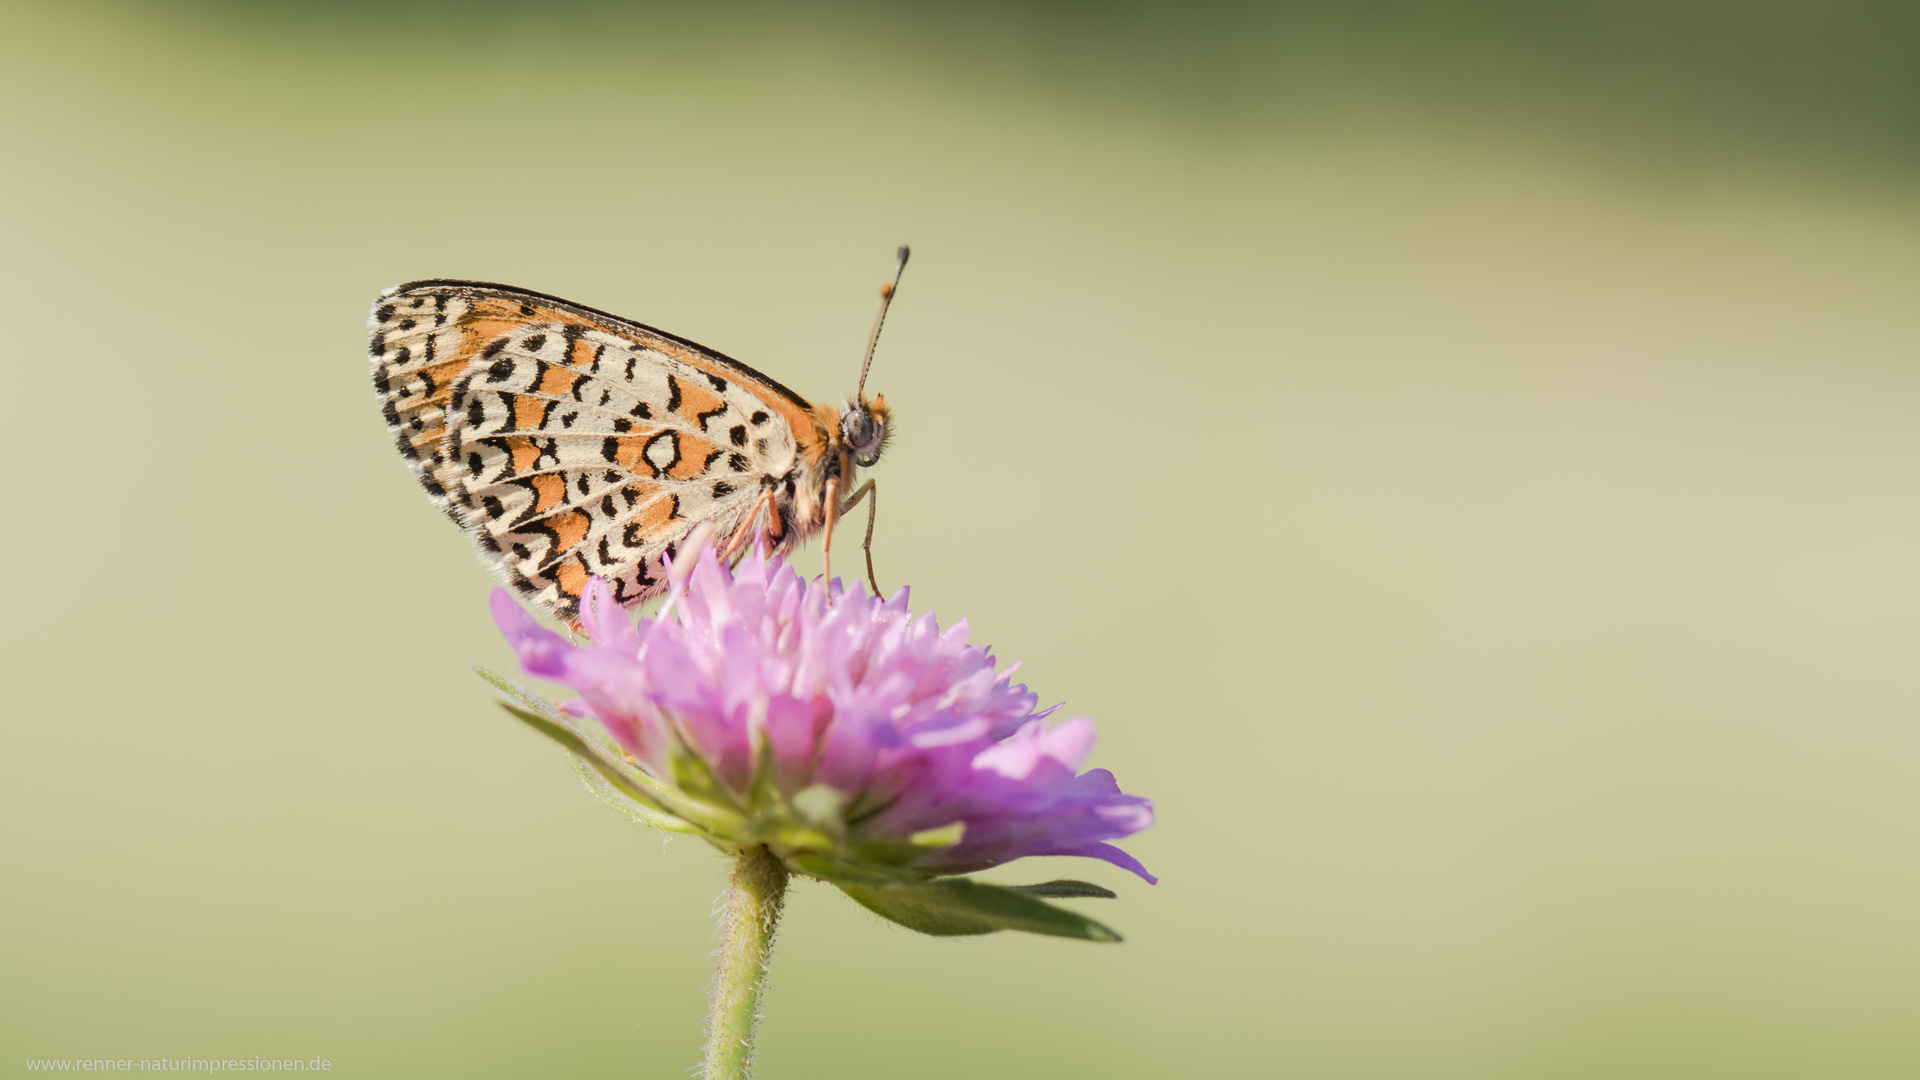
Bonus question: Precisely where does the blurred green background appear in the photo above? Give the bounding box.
[3,0,1918,1076]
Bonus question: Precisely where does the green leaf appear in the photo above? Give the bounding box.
[823,873,1123,942]
[494,702,686,817]
[477,668,731,836]
[1005,879,1118,900]
[568,756,702,834]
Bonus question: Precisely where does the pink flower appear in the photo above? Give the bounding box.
[490,544,1156,886]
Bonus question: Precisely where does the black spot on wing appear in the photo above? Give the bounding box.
[611,563,652,603]
[641,430,679,478]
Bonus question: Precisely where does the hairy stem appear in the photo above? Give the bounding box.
[702,845,790,1080]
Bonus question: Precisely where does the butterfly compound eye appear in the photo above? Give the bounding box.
[841,406,886,468]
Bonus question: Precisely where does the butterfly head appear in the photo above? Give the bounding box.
[840,393,891,468]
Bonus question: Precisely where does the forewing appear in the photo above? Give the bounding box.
[369,280,828,616]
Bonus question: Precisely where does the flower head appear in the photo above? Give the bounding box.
[489,544,1156,899]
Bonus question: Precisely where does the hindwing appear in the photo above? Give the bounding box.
[369,279,834,616]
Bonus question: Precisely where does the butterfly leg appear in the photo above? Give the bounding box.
[835,480,879,597]
[724,489,777,561]
[821,477,840,588]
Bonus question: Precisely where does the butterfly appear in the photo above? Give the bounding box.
[369,247,908,620]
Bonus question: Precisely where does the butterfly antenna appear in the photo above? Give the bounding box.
[855,244,910,400]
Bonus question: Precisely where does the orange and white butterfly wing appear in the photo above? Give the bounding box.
[370,280,833,617]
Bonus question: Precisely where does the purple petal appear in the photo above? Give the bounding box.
[578,577,644,656]
[972,720,1046,779]
[1041,841,1158,884]
[490,589,570,677]
[1035,716,1096,771]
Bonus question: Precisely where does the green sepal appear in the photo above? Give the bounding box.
[477,668,731,836]
[743,721,784,816]
[792,857,1122,942]
[665,728,747,817]
[494,701,717,833]
[568,756,703,835]
[840,820,967,868]
[908,822,966,848]
[1005,879,1118,899]
[788,785,848,832]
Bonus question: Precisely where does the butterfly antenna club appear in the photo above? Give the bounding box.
[855,244,910,399]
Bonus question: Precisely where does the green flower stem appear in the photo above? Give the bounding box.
[702,845,790,1080]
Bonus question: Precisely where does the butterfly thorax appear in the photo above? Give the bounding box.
[784,393,887,532]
